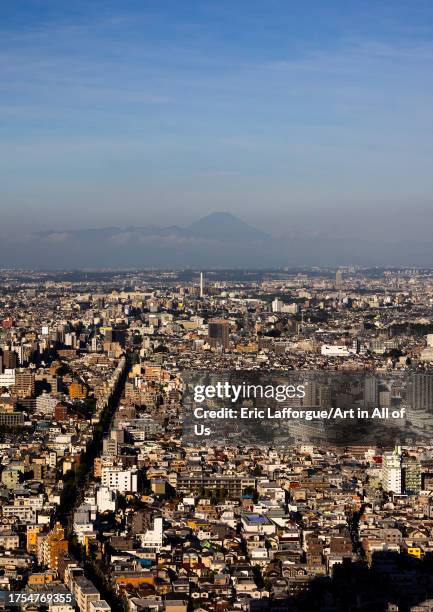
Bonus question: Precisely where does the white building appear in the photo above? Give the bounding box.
[271,298,283,313]
[96,487,117,513]
[271,299,298,314]
[0,369,16,387]
[36,392,58,416]
[101,467,138,493]
[321,345,355,357]
[72,575,100,612]
[382,449,402,494]
[139,517,163,551]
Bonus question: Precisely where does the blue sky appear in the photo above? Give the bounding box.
[2,0,433,233]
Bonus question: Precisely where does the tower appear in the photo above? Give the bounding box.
[364,375,378,406]
[208,319,229,350]
[411,373,433,412]
[200,272,204,298]
[382,448,402,494]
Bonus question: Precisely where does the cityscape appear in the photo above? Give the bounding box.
[3,1,433,611]
[1,268,433,610]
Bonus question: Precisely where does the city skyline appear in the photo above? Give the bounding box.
[1,266,433,610]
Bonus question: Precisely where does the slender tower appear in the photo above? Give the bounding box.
[200,272,204,298]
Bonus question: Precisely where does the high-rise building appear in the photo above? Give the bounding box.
[318,384,332,408]
[55,403,69,422]
[200,272,204,298]
[12,370,35,398]
[2,349,18,370]
[335,270,343,290]
[382,449,402,494]
[38,523,68,571]
[411,373,433,412]
[208,319,229,350]
[364,376,378,406]
[402,457,422,495]
[272,298,284,313]
[104,327,126,347]
[303,380,317,407]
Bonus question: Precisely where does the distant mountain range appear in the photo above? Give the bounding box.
[37,212,269,244]
[1,210,432,268]
[16,212,273,268]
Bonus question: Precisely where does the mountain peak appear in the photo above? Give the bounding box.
[188,212,267,241]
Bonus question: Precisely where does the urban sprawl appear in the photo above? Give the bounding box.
[2,268,433,611]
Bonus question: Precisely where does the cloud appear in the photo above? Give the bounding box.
[43,232,72,243]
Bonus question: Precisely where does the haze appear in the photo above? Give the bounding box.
[1,1,433,266]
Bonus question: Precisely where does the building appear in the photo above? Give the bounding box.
[102,437,119,456]
[12,370,35,398]
[38,523,69,571]
[176,475,255,497]
[272,299,298,314]
[89,602,111,612]
[272,298,284,313]
[69,381,87,400]
[411,373,433,412]
[2,349,18,370]
[55,403,69,422]
[101,467,138,493]
[139,516,163,551]
[0,411,24,427]
[72,575,101,612]
[96,487,117,513]
[208,319,229,350]
[320,345,354,357]
[402,457,422,495]
[0,368,16,387]
[36,392,59,416]
[382,449,402,494]
[364,376,378,406]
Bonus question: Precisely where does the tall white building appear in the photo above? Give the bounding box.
[272,298,284,313]
[382,449,402,494]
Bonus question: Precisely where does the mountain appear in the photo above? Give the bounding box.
[1,209,429,268]
[35,212,267,244]
[14,212,271,268]
[188,212,268,241]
